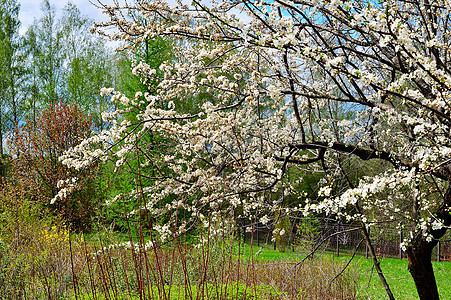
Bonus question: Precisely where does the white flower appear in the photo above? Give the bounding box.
[319,186,332,197]
[100,87,114,96]
[260,215,270,225]
[431,220,443,231]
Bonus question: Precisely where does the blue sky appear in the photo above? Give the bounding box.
[18,0,113,35]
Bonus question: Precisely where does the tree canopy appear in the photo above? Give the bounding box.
[62,0,451,299]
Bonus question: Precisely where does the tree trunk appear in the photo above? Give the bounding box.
[406,233,439,300]
[407,176,451,300]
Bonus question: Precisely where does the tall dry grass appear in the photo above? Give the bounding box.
[1,226,359,299]
[0,185,359,299]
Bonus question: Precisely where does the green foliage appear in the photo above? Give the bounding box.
[0,0,23,155]
[0,154,9,178]
[294,218,320,252]
[24,0,64,105]
[100,36,179,233]
[117,37,173,99]
[61,2,116,129]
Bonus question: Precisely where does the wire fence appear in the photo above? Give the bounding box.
[316,222,451,261]
[243,219,451,261]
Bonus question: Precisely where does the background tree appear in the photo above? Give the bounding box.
[26,0,64,105]
[0,0,22,157]
[100,35,177,232]
[24,0,116,127]
[10,101,100,231]
[61,2,116,128]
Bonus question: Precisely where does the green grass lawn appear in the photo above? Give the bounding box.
[352,256,450,300]
[238,242,451,300]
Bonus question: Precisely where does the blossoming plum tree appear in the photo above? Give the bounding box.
[62,0,451,298]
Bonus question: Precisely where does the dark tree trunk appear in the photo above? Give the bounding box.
[407,175,451,300]
[406,233,439,300]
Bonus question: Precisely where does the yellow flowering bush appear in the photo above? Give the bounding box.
[33,225,69,251]
[0,183,85,299]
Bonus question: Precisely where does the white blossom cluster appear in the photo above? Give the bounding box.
[51,177,78,205]
[57,0,451,250]
[92,240,156,257]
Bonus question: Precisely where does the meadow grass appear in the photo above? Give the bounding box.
[72,282,286,300]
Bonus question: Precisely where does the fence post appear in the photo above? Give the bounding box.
[437,241,440,262]
[256,224,259,247]
[242,218,246,243]
[336,222,340,257]
[399,226,403,259]
[366,228,370,259]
